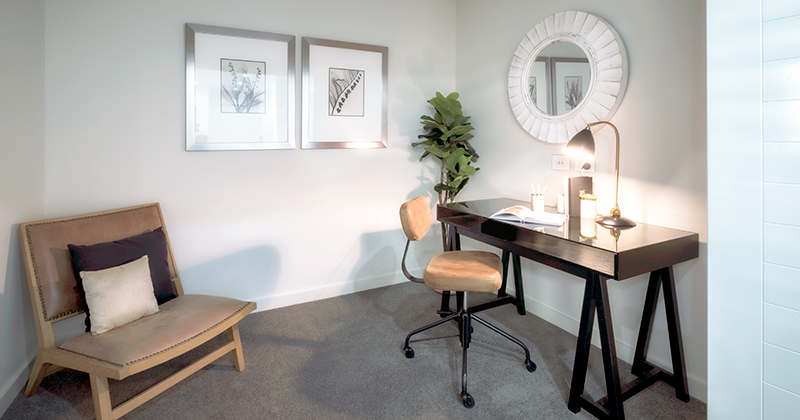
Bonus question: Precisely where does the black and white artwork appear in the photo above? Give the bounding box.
[528,75,537,107]
[301,36,387,149]
[328,68,365,117]
[220,59,267,114]
[564,76,583,111]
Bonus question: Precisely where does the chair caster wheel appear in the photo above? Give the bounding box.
[404,348,414,359]
[461,392,475,408]
[526,360,537,372]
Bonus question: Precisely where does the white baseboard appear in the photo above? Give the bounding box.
[252,272,406,313]
[0,353,35,417]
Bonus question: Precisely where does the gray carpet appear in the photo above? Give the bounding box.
[2,283,706,419]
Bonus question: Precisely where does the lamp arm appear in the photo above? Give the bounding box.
[587,121,621,217]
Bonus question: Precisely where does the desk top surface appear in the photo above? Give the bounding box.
[438,198,696,254]
[437,198,699,279]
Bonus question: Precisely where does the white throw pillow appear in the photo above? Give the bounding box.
[80,255,159,335]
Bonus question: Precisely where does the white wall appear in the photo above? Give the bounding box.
[0,0,46,415]
[42,0,455,313]
[455,0,708,401]
[1,0,456,409]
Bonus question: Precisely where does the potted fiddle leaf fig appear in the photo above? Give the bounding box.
[413,92,480,206]
[413,92,480,249]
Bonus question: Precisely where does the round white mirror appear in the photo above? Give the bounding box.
[528,41,590,116]
[508,11,628,143]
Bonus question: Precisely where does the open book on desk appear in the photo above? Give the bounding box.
[489,205,567,226]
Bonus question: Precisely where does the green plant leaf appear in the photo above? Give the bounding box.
[425,144,449,159]
[411,139,433,147]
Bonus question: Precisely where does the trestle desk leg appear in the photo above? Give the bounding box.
[632,270,662,376]
[568,273,625,420]
[568,273,597,413]
[596,275,624,419]
[662,266,690,402]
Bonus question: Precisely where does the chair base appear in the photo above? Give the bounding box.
[403,291,536,408]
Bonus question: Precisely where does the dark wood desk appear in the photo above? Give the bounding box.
[437,198,698,420]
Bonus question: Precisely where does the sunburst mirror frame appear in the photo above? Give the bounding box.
[508,11,628,143]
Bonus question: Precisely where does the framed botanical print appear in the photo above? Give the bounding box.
[301,37,388,149]
[186,24,295,151]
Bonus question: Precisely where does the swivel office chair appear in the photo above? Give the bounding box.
[399,196,536,408]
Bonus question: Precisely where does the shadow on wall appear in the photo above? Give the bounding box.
[328,229,405,294]
[179,245,281,301]
[346,210,445,295]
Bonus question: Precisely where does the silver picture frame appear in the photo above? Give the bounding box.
[301,37,388,149]
[185,23,296,151]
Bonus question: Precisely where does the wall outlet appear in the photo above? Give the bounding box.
[572,158,595,173]
[552,155,570,171]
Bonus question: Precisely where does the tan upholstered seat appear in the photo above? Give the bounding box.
[57,294,251,371]
[19,203,256,419]
[398,196,535,408]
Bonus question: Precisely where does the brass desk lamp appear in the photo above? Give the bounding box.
[565,121,636,228]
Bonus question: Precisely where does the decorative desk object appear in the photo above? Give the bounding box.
[579,191,597,219]
[565,121,636,228]
[531,184,546,212]
[531,194,545,212]
[566,176,593,218]
[579,191,598,239]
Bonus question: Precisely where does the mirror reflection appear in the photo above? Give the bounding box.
[527,41,590,116]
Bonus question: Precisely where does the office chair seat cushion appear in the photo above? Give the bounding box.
[424,251,503,293]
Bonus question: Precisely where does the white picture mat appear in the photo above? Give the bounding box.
[553,61,590,115]
[189,30,292,149]
[303,43,385,146]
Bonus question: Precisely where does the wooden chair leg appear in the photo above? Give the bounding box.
[227,324,245,372]
[90,374,113,420]
[23,355,50,397]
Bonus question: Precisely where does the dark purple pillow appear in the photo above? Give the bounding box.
[69,228,177,330]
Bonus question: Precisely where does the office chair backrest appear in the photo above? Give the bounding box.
[400,196,432,241]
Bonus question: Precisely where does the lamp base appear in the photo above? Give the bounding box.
[596,214,637,229]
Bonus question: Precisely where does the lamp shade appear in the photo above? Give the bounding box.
[564,128,595,160]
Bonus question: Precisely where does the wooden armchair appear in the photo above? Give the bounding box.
[19,203,256,419]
